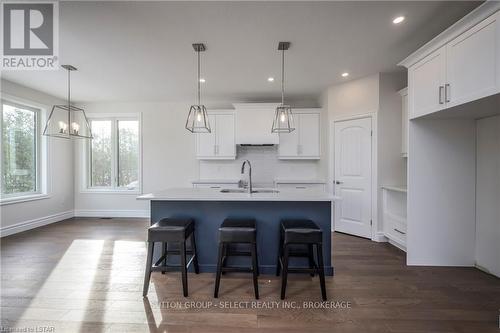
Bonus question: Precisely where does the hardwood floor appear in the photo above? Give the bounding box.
[1,217,499,332]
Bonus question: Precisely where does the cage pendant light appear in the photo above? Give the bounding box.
[185,43,211,133]
[272,41,295,133]
[43,65,93,139]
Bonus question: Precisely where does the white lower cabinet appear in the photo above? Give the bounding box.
[382,187,407,251]
[275,182,326,193]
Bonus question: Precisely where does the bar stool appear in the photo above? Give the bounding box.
[214,218,259,299]
[276,219,327,300]
[143,218,199,297]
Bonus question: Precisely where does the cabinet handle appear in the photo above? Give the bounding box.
[445,84,451,103]
[394,228,406,235]
[210,186,221,189]
[335,181,343,185]
[295,186,307,189]
[439,86,444,104]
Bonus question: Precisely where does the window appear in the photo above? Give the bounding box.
[1,100,40,198]
[88,116,140,191]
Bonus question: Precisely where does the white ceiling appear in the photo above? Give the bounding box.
[1,1,481,104]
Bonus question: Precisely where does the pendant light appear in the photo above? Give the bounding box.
[185,43,211,133]
[43,65,92,139]
[272,41,295,133]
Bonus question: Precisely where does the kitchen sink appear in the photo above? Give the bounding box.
[220,188,279,194]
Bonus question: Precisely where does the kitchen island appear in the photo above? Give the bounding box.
[138,188,335,275]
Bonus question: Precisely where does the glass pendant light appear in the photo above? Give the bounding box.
[272,41,295,133]
[43,65,92,139]
[185,43,211,133]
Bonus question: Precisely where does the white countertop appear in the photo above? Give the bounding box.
[138,187,337,202]
[381,185,407,193]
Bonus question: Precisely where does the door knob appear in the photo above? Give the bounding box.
[335,181,343,185]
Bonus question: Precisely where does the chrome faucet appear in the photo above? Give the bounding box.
[241,160,252,194]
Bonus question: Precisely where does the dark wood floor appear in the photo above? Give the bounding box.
[1,218,499,333]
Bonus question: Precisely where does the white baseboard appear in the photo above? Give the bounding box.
[372,231,388,242]
[74,209,149,218]
[0,210,74,237]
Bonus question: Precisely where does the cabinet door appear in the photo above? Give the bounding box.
[408,46,446,119]
[278,126,299,157]
[298,113,320,158]
[196,114,216,158]
[215,114,235,158]
[446,13,499,108]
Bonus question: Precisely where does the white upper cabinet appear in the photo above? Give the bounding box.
[196,112,235,160]
[446,12,499,108]
[402,8,500,119]
[279,111,320,159]
[408,46,446,118]
[215,114,236,157]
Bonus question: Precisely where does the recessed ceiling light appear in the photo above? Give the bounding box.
[341,72,349,77]
[267,77,274,82]
[393,16,405,24]
[199,78,206,83]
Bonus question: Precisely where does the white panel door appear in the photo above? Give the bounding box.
[278,125,299,157]
[446,13,499,109]
[299,113,320,158]
[196,114,216,158]
[215,114,235,158]
[408,45,446,119]
[334,117,372,238]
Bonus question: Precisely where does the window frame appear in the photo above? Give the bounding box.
[84,113,142,194]
[0,96,49,205]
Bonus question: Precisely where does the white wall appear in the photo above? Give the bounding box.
[475,115,500,277]
[377,73,407,233]
[407,118,476,266]
[74,102,198,216]
[324,73,406,238]
[0,80,74,236]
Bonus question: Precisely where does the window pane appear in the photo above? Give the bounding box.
[1,103,37,195]
[90,120,112,187]
[118,120,139,189]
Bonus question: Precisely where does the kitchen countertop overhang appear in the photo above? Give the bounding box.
[138,187,337,202]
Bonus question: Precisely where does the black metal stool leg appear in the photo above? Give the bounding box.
[143,241,154,297]
[190,232,200,274]
[214,242,224,298]
[251,243,259,299]
[255,242,260,276]
[180,241,188,297]
[308,244,315,277]
[316,243,327,301]
[161,242,167,274]
[276,232,283,276]
[280,244,290,300]
[221,243,228,275]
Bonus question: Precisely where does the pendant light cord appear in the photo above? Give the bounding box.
[67,68,71,109]
[281,48,285,106]
[197,49,201,106]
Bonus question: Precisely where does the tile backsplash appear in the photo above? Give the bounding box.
[199,146,321,186]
